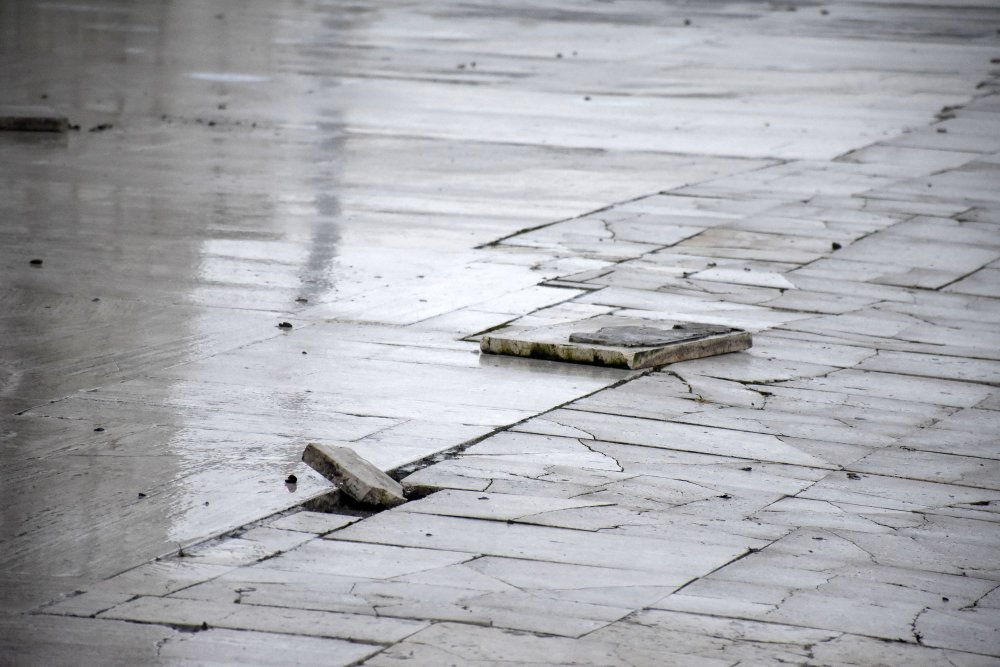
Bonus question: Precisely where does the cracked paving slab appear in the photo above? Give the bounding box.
[5,0,1000,664]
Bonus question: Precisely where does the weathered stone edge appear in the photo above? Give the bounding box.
[480,330,752,369]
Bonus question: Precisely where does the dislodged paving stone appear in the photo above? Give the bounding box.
[481,316,751,370]
[302,443,407,508]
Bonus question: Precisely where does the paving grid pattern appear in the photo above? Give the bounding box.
[2,0,1000,664]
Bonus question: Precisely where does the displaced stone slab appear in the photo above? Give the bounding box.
[0,105,69,132]
[480,316,751,370]
[303,443,407,508]
[568,323,734,347]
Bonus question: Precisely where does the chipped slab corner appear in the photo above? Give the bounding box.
[0,106,69,132]
[302,442,407,508]
[480,316,752,370]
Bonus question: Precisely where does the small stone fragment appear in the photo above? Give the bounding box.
[29,258,43,266]
[93,427,104,432]
[302,443,406,508]
[277,322,293,329]
[295,297,308,303]
[137,492,147,498]
[718,493,733,499]
[831,242,842,250]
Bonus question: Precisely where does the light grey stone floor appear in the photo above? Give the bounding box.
[2,0,999,664]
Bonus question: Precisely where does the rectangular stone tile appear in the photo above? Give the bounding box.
[662,528,1000,646]
[570,473,780,516]
[257,538,476,579]
[754,496,923,534]
[449,431,625,472]
[352,584,633,637]
[747,331,876,367]
[397,489,613,522]
[157,628,381,667]
[543,408,838,468]
[945,267,1000,297]
[100,595,426,644]
[680,374,766,409]
[763,288,880,315]
[814,632,998,666]
[268,511,360,534]
[852,448,1000,490]
[568,373,718,421]
[802,472,1000,522]
[585,440,826,494]
[168,567,373,615]
[856,349,1000,385]
[588,608,839,666]
[776,369,991,408]
[527,503,788,547]
[673,405,900,447]
[841,144,979,173]
[179,528,315,567]
[0,614,171,666]
[669,352,839,384]
[82,560,236,599]
[615,305,809,331]
[402,455,635,499]
[739,382,953,429]
[41,589,138,618]
[364,620,729,667]
[331,511,748,580]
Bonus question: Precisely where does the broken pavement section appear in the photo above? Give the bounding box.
[302,443,407,508]
[480,316,751,369]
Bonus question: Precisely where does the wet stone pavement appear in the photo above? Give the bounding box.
[1,0,999,664]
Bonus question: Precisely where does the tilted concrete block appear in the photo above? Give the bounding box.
[302,443,407,508]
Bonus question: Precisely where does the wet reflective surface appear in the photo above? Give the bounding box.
[2,0,997,634]
[0,0,692,611]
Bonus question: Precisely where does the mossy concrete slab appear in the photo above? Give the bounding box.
[480,316,751,370]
